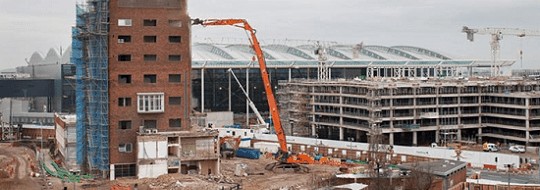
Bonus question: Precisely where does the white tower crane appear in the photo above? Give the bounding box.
[314,41,330,81]
[227,69,268,130]
[462,26,540,76]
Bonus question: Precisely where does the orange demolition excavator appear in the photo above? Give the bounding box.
[193,18,312,172]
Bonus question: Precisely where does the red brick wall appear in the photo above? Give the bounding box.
[108,0,191,164]
[21,128,55,140]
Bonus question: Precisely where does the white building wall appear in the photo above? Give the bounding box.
[254,134,520,170]
[55,123,65,155]
[138,160,168,179]
[137,139,167,159]
[217,128,255,138]
[206,111,233,127]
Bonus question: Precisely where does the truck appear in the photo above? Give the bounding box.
[483,142,499,152]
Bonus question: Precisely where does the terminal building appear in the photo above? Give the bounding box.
[191,41,540,147]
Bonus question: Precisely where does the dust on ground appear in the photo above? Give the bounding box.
[108,157,339,190]
[0,143,42,190]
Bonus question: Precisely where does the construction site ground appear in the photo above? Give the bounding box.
[82,156,339,190]
[0,143,42,190]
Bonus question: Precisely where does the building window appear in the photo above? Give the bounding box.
[168,74,181,83]
[118,75,131,84]
[169,119,181,128]
[144,36,157,43]
[144,54,157,62]
[114,164,136,178]
[144,74,157,83]
[168,20,182,27]
[168,36,181,43]
[118,97,132,107]
[169,97,181,105]
[143,119,157,128]
[137,93,165,113]
[118,54,131,62]
[118,35,131,43]
[118,143,132,153]
[168,55,181,61]
[143,19,157,26]
[119,120,132,130]
[118,19,132,26]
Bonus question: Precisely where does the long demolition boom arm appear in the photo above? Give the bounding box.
[193,19,288,156]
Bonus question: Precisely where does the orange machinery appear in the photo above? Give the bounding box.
[219,136,241,159]
[193,19,311,172]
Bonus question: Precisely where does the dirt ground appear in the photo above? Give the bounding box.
[103,156,340,190]
[0,143,43,190]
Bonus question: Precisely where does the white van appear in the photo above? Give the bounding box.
[483,143,499,152]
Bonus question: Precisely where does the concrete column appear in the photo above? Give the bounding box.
[457,129,462,141]
[478,128,482,143]
[312,124,316,137]
[356,130,361,142]
[288,67,292,81]
[246,67,250,127]
[201,68,205,113]
[389,133,394,145]
[329,67,332,79]
[339,127,344,141]
[435,130,440,144]
[228,70,231,111]
[328,126,332,139]
[413,131,418,146]
[526,98,530,146]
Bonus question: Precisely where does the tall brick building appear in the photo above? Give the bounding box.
[108,0,191,178]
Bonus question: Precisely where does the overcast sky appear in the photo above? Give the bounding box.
[1,0,539,70]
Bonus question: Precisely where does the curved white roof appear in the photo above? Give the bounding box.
[192,42,515,69]
[192,42,452,61]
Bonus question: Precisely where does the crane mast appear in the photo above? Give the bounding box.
[227,68,267,128]
[192,18,288,158]
[462,26,540,76]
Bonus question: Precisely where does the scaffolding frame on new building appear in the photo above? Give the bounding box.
[72,0,109,175]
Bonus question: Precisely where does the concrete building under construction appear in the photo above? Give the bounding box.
[278,76,540,146]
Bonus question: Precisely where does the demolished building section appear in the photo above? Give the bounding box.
[136,131,219,179]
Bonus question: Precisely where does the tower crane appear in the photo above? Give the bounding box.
[462,26,540,76]
[193,18,312,172]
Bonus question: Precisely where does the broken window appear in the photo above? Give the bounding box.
[169,97,181,105]
[169,118,181,128]
[118,54,131,62]
[119,120,132,130]
[118,75,131,84]
[118,97,132,107]
[118,35,131,43]
[144,54,157,62]
[168,36,181,43]
[168,55,181,61]
[114,164,136,178]
[144,36,157,43]
[143,19,157,26]
[144,74,157,83]
[118,19,132,26]
[168,20,182,27]
[168,74,181,83]
[118,143,132,153]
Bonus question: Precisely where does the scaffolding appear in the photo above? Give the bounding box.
[72,0,109,175]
